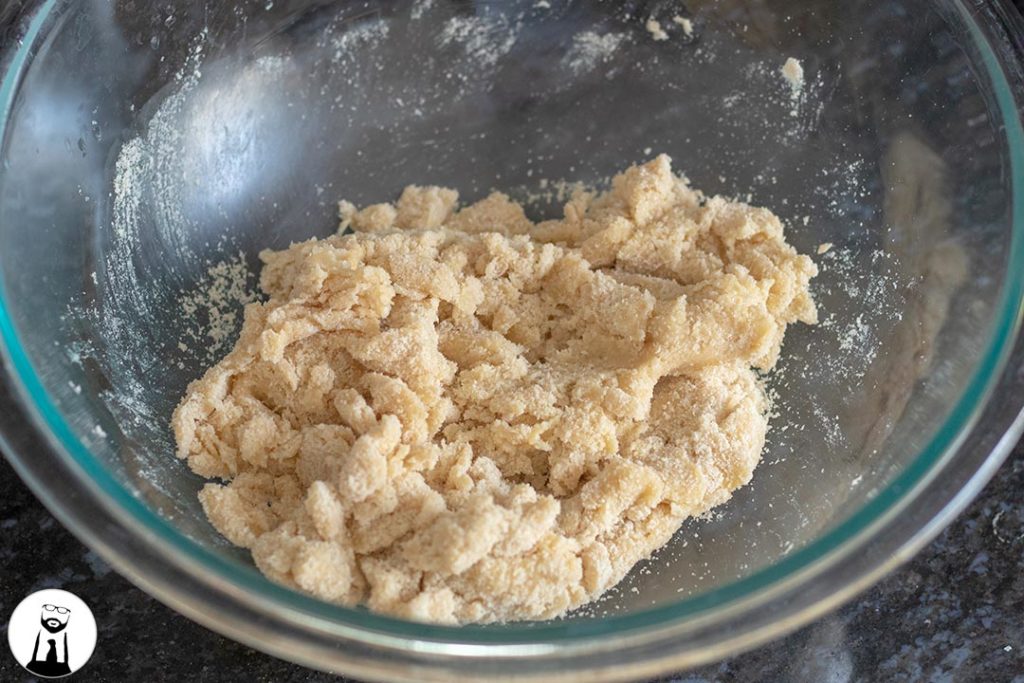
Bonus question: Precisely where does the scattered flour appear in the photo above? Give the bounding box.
[178,254,257,362]
[97,31,213,436]
[110,30,208,253]
[439,14,519,69]
[838,313,870,354]
[111,139,147,241]
[410,0,434,21]
[565,31,627,74]
[330,19,390,64]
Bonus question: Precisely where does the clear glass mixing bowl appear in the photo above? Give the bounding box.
[2,0,1024,680]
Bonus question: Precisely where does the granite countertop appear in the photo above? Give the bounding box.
[0,440,1021,682]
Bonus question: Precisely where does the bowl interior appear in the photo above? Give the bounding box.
[0,0,1017,633]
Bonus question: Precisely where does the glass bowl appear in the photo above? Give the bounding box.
[2,0,1024,680]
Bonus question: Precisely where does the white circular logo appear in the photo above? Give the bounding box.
[6,589,96,678]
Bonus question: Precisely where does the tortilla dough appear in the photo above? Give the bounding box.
[172,155,817,623]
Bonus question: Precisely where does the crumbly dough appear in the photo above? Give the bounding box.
[645,18,669,41]
[782,57,805,96]
[673,15,695,37]
[172,156,817,624]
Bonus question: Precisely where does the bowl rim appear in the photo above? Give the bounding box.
[2,0,1024,679]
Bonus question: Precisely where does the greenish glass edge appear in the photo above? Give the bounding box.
[0,0,1021,647]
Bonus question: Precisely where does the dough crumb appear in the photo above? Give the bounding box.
[782,57,805,96]
[172,156,818,624]
[646,18,669,41]
[817,242,833,255]
[672,15,694,37]
[178,254,256,359]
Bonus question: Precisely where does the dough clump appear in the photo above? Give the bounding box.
[172,156,817,623]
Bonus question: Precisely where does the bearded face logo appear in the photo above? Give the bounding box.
[26,604,73,677]
[8,589,96,678]
[39,604,70,633]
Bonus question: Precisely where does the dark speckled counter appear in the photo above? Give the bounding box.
[1,441,1022,682]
